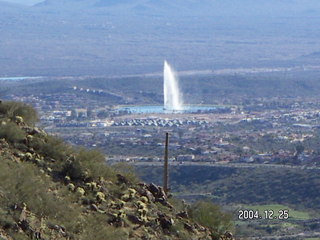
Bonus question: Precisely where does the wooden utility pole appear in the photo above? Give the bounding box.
[163,132,169,194]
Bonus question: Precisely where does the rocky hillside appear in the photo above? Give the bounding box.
[0,101,234,240]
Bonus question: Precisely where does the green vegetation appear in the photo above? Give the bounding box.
[0,121,25,143]
[136,165,320,238]
[136,165,320,210]
[0,101,233,240]
[0,101,38,126]
[189,201,234,240]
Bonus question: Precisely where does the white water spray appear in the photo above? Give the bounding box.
[163,60,183,111]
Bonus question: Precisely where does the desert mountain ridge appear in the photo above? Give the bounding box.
[0,101,234,240]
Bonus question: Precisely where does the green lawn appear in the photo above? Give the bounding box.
[241,204,311,220]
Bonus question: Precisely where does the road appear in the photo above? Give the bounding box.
[131,161,320,171]
[249,232,320,240]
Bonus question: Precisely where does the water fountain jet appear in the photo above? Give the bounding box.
[115,61,223,114]
[163,60,184,111]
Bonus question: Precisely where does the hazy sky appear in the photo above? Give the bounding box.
[3,0,44,5]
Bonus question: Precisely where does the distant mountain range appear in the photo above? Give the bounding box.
[0,0,320,76]
[31,0,320,16]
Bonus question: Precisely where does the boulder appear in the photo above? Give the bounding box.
[157,214,174,230]
[116,174,128,185]
[127,214,144,225]
[136,188,155,203]
[147,183,167,200]
[184,222,195,232]
[176,211,189,219]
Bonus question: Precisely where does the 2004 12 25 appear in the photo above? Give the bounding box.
[238,209,289,220]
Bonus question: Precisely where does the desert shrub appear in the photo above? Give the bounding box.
[0,210,16,231]
[168,198,186,212]
[0,101,38,126]
[76,148,116,180]
[0,122,25,143]
[188,201,234,240]
[112,162,139,184]
[0,161,80,227]
[171,222,192,240]
[60,148,116,182]
[9,232,30,240]
[31,135,73,162]
[62,160,86,181]
[80,214,127,240]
